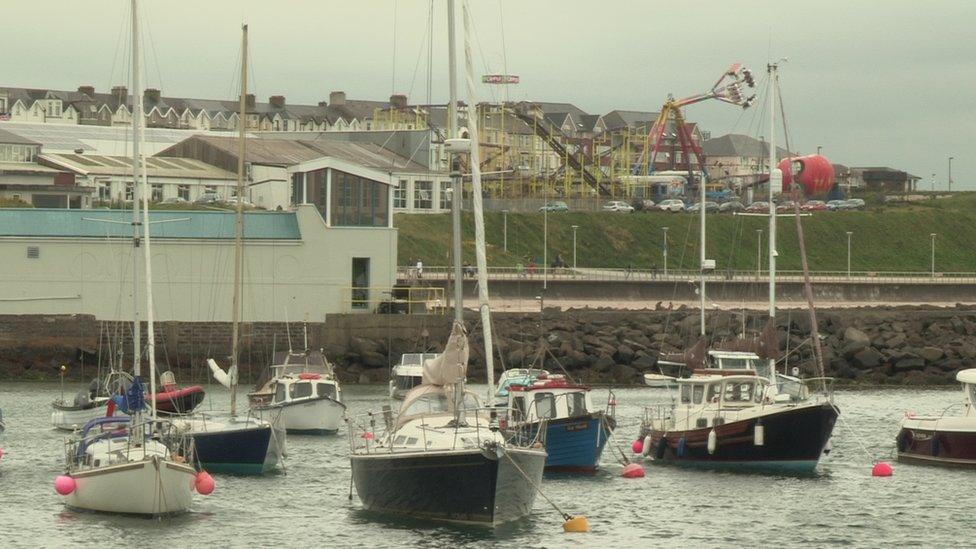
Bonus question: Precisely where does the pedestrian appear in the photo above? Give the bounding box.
[416,259,423,279]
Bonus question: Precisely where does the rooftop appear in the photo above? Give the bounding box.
[40,153,237,180]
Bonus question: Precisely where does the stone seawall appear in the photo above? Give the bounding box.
[1,307,973,385]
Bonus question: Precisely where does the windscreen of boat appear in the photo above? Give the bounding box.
[533,392,556,419]
[567,392,588,417]
[290,382,313,400]
[274,383,286,404]
[396,386,481,429]
[317,382,337,400]
[723,381,756,405]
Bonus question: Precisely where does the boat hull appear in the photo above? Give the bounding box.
[255,396,345,435]
[51,399,128,431]
[642,402,837,473]
[154,386,206,415]
[350,447,546,525]
[518,414,614,473]
[186,422,277,475]
[896,424,976,468]
[64,456,196,515]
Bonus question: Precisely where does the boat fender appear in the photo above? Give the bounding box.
[195,471,216,495]
[655,437,668,460]
[54,475,75,495]
[931,436,940,457]
[896,430,911,453]
[642,435,652,457]
[677,437,686,458]
[707,429,717,455]
[754,421,765,447]
[632,439,644,455]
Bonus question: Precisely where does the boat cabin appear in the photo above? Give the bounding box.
[677,375,767,410]
[702,350,767,374]
[391,353,439,395]
[496,368,549,397]
[507,375,593,423]
[957,369,976,415]
[271,373,340,406]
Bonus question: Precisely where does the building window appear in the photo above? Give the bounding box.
[125,183,134,201]
[329,169,389,228]
[393,180,407,209]
[151,184,163,202]
[178,185,189,200]
[351,257,370,309]
[98,183,111,201]
[26,246,39,259]
[414,180,432,210]
[291,173,304,205]
[439,181,452,210]
[205,185,217,196]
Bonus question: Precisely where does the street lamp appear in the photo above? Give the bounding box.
[930,233,937,277]
[662,226,669,276]
[756,229,763,277]
[571,225,579,271]
[949,156,954,192]
[502,209,508,252]
[846,231,853,278]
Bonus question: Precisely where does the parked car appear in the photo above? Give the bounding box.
[194,191,221,204]
[719,200,745,213]
[603,200,634,213]
[826,199,847,211]
[641,199,656,210]
[801,200,827,212]
[539,201,569,212]
[225,197,255,208]
[745,201,770,213]
[845,198,866,209]
[685,201,719,213]
[657,199,685,213]
[160,197,188,205]
[776,200,797,213]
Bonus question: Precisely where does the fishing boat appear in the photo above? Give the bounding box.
[388,353,438,400]
[250,350,346,434]
[349,322,547,525]
[496,368,549,398]
[897,369,976,468]
[56,6,204,512]
[634,62,838,473]
[170,24,281,475]
[505,374,615,473]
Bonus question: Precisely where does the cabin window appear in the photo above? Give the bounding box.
[274,383,286,403]
[680,384,692,404]
[706,384,721,403]
[290,382,313,399]
[533,392,556,419]
[317,383,337,399]
[692,385,704,404]
[724,382,754,403]
[512,395,526,421]
[567,392,587,417]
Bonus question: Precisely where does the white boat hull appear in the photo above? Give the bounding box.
[64,456,196,515]
[257,397,345,434]
[643,374,677,388]
[52,400,128,431]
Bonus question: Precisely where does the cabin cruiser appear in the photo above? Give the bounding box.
[389,353,439,400]
[505,374,615,473]
[350,322,546,525]
[636,373,837,472]
[250,350,345,435]
[495,368,549,399]
[897,368,976,468]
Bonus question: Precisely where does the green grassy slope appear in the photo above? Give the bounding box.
[395,194,976,272]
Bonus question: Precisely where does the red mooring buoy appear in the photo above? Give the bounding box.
[872,461,893,477]
[622,463,645,478]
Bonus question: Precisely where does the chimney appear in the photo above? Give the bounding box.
[77,85,95,97]
[245,94,256,109]
[329,91,346,106]
[390,94,408,109]
[317,101,328,107]
[269,95,286,108]
[144,88,161,103]
[111,85,128,103]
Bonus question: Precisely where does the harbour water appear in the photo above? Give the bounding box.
[0,382,970,547]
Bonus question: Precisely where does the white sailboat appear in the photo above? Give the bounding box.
[170,24,283,475]
[56,1,201,513]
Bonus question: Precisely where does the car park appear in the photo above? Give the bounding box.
[800,200,827,212]
[826,199,846,211]
[685,201,719,213]
[844,198,866,209]
[539,201,569,212]
[603,200,635,213]
[194,191,221,204]
[719,200,745,213]
[776,200,797,213]
[745,201,770,213]
[657,199,685,212]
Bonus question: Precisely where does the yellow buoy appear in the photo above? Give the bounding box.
[563,515,590,533]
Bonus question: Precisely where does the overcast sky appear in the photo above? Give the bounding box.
[2,0,973,187]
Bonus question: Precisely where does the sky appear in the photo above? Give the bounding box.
[2,0,973,187]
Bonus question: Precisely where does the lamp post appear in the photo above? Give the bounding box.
[817,145,822,156]
[571,224,579,270]
[846,231,853,278]
[949,156,954,192]
[756,229,763,277]
[502,209,508,252]
[930,233,937,277]
[662,226,669,276]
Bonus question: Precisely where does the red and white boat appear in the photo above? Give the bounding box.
[152,371,205,415]
[897,369,976,468]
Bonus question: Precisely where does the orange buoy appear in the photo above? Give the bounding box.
[872,462,893,477]
[563,515,590,533]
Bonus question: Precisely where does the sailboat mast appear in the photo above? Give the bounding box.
[699,137,706,336]
[461,0,495,398]
[767,62,782,375]
[230,24,248,416]
[447,0,463,323]
[130,0,142,378]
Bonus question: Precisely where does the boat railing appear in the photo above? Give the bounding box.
[65,416,193,471]
[785,376,838,404]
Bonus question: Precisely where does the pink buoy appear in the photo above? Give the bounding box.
[195,471,216,495]
[0,448,5,460]
[872,462,893,477]
[362,432,375,440]
[621,463,645,478]
[54,475,76,495]
[631,439,644,454]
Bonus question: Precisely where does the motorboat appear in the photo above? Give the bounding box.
[643,373,677,388]
[349,322,547,525]
[897,368,976,468]
[504,374,615,473]
[51,373,131,431]
[153,371,205,415]
[495,368,548,399]
[636,373,837,472]
[389,353,439,400]
[250,350,346,435]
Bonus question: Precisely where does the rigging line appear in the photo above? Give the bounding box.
[776,77,793,155]
[141,1,165,92]
[497,0,509,105]
[405,7,433,99]
[391,0,399,94]
[106,1,130,98]
[426,0,434,109]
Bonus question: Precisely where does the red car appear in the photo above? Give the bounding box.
[775,201,796,213]
[801,200,828,212]
[745,201,769,213]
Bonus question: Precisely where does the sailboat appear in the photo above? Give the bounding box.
[348,0,546,525]
[56,2,202,513]
[170,24,283,475]
[634,62,838,473]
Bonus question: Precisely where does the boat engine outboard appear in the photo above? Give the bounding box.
[73,389,92,408]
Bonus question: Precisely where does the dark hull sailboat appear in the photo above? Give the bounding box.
[351,446,546,525]
[640,402,837,473]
